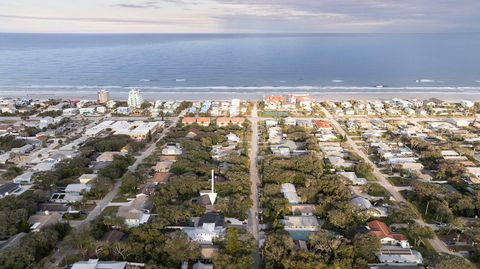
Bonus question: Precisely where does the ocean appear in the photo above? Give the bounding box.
[0,33,480,98]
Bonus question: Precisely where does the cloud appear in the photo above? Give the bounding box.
[113,1,160,9]
[211,0,480,31]
[0,14,211,25]
[0,0,479,32]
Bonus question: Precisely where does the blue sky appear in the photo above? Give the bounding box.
[0,0,479,33]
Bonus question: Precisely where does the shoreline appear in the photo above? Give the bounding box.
[1,89,480,101]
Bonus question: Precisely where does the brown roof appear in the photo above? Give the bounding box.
[151,172,171,184]
[102,230,126,242]
[367,220,407,241]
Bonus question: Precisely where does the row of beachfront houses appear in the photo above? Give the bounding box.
[187,99,245,118]
[325,98,476,117]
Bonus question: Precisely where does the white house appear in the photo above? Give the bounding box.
[226,133,240,143]
[13,171,34,184]
[337,172,367,185]
[281,216,321,231]
[280,183,300,204]
[182,213,225,245]
[162,143,182,156]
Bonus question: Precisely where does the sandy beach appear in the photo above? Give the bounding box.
[1,89,480,102]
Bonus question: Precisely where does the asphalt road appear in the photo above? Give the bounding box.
[49,113,183,267]
[320,106,455,255]
[248,104,261,269]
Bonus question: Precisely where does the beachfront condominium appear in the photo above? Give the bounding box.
[128,89,143,109]
[97,89,109,104]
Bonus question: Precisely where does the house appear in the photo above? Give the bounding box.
[352,196,373,210]
[377,245,423,264]
[314,120,332,130]
[50,193,83,203]
[447,118,471,127]
[271,145,291,157]
[186,131,197,138]
[102,230,127,242]
[284,118,297,126]
[39,116,54,129]
[327,156,355,168]
[466,167,480,184]
[318,133,337,142]
[265,119,278,127]
[280,183,300,204]
[31,160,57,171]
[11,144,34,155]
[441,150,468,161]
[182,212,226,245]
[96,151,125,162]
[226,133,240,143]
[71,259,145,269]
[13,171,34,184]
[128,122,161,141]
[337,172,367,185]
[263,95,285,110]
[150,172,171,184]
[65,184,91,194]
[182,117,196,125]
[162,143,182,156]
[290,204,316,216]
[0,152,11,164]
[461,100,475,108]
[216,117,245,127]
[78,174,97,184]
[281,216,321,231]
[191,262,213,269]
[0,183,21,198]
[196,117,211,127]
[28,211,62,232]
[116,194,152,227]
[367,220,410,248]
[79,107,96,116]
[352,197,388,217]
[116,107,130,115]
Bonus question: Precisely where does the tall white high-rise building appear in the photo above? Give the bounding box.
[128,89,143,109]
[97,89,109,104]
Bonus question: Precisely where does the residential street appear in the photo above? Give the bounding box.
[49,113,183,267]
[320,106,455,255]
[128,110,184,172]
[248,104,261,269]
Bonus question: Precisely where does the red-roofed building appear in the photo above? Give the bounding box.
[289,94,313,108]
[367,220,410,248]
[182,117,196,125]
[314,120,332,130]
[216,117,245,127]
[263,95,286,110]
[196,117,211,127]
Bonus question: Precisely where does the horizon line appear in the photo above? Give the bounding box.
[1,31,480,35]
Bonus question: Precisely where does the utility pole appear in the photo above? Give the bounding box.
[425,201,430,216]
